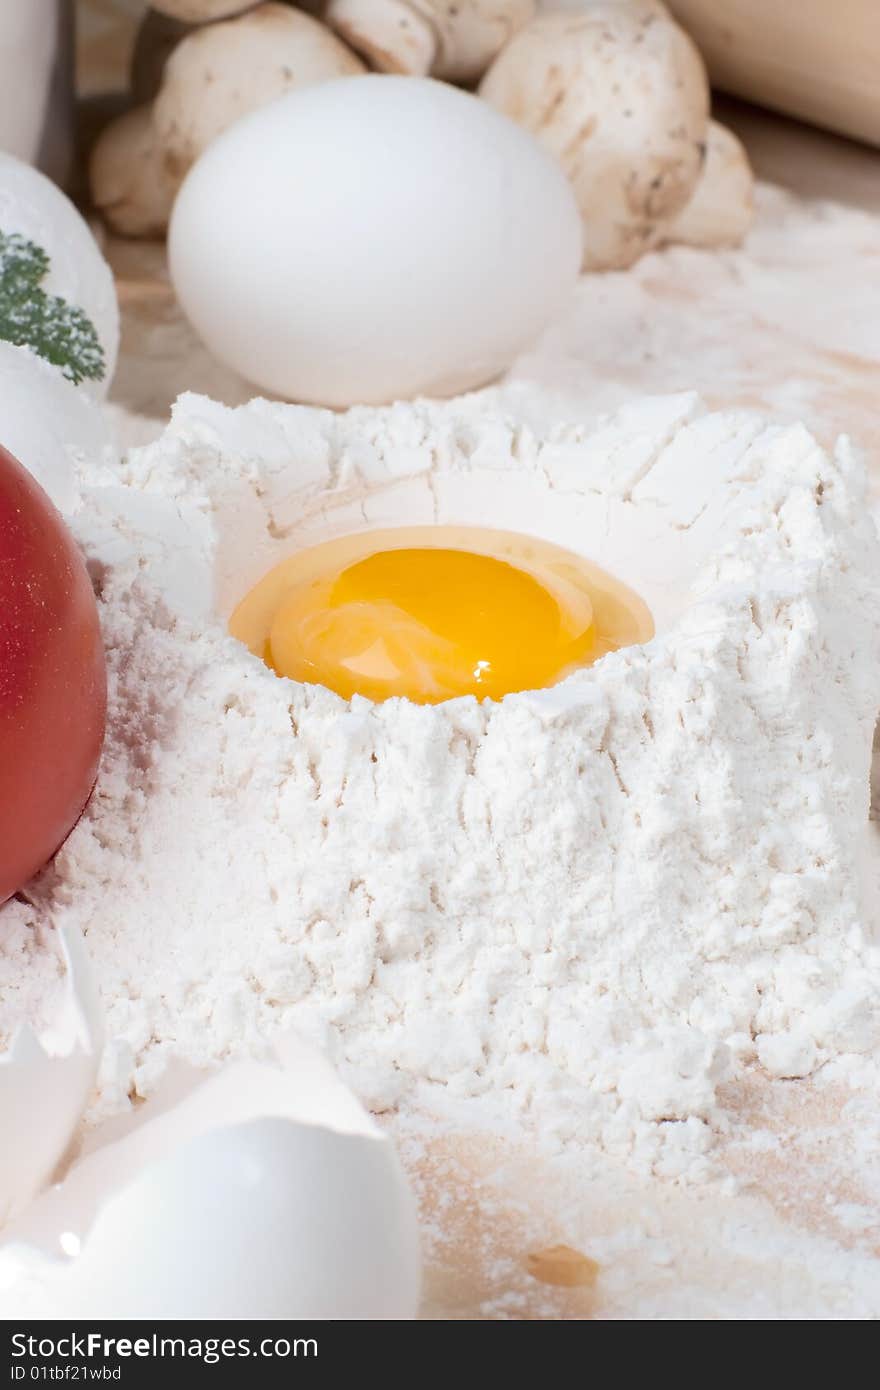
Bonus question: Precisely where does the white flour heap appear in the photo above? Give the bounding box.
[2,387,880,1180]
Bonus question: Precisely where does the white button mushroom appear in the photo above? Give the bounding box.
[131,8,193,104]
[153,3,366,183]
[89,105,178,239]
[91,5,367,239]
[149,0,262,20]
[326,0,537,85]
[665,120,754,249]
[479,2,710,270]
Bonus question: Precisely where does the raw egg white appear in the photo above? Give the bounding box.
[230,525,654,703]
[168,75,582,406]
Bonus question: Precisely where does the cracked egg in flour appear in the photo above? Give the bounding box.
[20,389,880,1167]
[229,526,654,704]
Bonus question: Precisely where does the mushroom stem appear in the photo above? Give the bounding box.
[89,105,177,240]
[666,120,754,249]
[326,0,437,76]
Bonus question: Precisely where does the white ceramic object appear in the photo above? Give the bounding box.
[169,75,582,406]
[0,1,73,184]
[0,152,119,397]
[0,342,115,513]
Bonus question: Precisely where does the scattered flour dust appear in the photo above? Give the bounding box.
[2,384,879,1213]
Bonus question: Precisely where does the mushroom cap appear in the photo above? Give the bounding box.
[150,1,261,20]
[667,120,754,249]
[326,0,436,77]
[480,4,709,270]
[89,104,178,239]
[327,0,536,85]
[131,9,194,104]
[153,3,366,179]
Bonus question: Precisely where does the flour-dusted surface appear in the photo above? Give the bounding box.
[2,390,879,1212]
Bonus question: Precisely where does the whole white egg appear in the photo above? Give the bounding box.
[169,75,582,407]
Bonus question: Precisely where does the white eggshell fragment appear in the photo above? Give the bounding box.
[169,75,582,406]
[37,1121,417,1319]
[0,153,119,396]
[0,929,102,1226]
[0,1036,420,1320]
[0,343,115,512]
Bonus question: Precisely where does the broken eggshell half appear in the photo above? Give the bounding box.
[0,927,102,1227]
[0,1033,420,1319]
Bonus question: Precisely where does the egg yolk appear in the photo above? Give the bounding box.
[268,548,595,703]
[229,526,653,705]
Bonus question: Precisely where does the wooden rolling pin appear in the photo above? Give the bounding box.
[667,0,880,147]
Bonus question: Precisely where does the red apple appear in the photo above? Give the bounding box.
[0,443,107,904]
